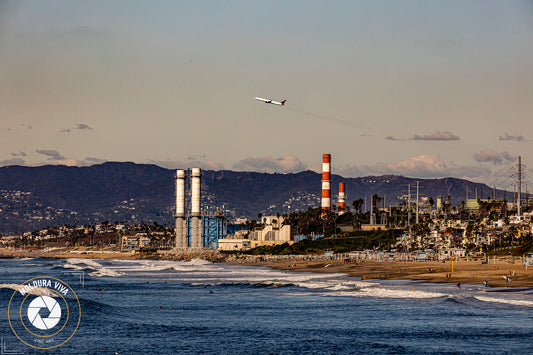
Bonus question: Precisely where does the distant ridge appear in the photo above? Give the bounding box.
[0,162,499,233]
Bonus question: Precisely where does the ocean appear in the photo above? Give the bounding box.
[1,257,532,354]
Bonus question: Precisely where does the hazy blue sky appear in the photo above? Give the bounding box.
[1,1,532,189]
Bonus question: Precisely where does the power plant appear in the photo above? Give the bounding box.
[175,168,231,251]
[321,153,331,212]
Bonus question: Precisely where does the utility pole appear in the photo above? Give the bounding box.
[407,184,411,227]
[518,156,522,216]
[370,195,374,225]
[513,184,516,207]
[526,184,529,209]
[416,181,419,224]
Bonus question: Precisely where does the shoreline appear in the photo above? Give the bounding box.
[2,248,533,288]
[233,258,533,288]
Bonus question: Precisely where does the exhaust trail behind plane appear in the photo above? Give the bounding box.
[285,106,381,134]
[254,96,384,135]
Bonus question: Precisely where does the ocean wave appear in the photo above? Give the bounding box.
[178,268,379,293]
[282,287,445,299]
[97,259,223,274]
[60,258,223,277]
[474,295,533,307]
[63,258,123,277]
[0,283,58,297]
[189,281,298,289]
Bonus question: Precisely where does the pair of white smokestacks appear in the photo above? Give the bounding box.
[175,168,202,250]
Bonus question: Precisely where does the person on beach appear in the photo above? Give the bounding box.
[456,282,461,288]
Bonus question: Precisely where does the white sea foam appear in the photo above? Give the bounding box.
[474,295,533,307]
[54,259,533,305]
[0,283,23,291]
[63,258,123,277]
[65,258,104,267]
[0,283,57,297]
[60,258,225,277]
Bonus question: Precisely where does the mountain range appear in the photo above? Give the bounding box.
[0,162,503,234]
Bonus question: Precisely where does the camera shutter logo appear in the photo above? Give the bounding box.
[8,277,81,350]
[27,296,62,330]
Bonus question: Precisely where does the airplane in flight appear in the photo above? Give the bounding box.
[254,97,286,106]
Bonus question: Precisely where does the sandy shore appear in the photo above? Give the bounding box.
[2,248,532,288]
[235,258,533,288]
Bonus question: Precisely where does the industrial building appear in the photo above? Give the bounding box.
[218,216,292,251]
[122,233,151,249]
[248,215,291,248]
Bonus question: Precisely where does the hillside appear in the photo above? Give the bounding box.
[0,162,498,233]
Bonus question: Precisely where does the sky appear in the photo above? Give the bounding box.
[1,0,532,191]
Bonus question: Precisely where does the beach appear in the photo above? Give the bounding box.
[236,258,533,288]
[2,248,532,288]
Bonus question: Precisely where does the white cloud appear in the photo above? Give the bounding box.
[11,151,26,157]
[410,131,460,141]
[59,123,93,133]
[0,158,25,166]
[335,154,510,187]
[36,149,66,160]
[473,150,515,165]
[233,156,307,173]
[499,133,524,142]
[80,157,107,166]
[74,123,93,130]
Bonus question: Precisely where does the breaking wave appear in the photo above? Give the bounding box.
[0,283,58,297]
[55,258,533,307]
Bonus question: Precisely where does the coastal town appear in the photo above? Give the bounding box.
[2,156,531,265]
[1,195,531,262]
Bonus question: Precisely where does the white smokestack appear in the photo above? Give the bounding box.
[175,170,186,249]
[191,168,201,216]
[176,170,185,217]
[190,168,202,249]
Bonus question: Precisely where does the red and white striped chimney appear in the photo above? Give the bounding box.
[338,182,345,215]
[321,154,331,212]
